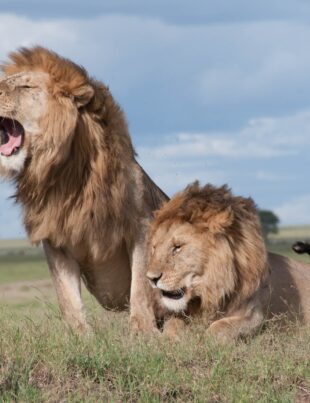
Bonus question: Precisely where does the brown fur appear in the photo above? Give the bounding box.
[4,47,137,256]
[0,47,168,333]
[147,182,310,341]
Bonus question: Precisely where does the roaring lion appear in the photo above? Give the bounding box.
[147,182,310,341]
[0,47,168,333]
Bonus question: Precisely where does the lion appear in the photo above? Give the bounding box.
[0,47,168,334]
[147,182,310,341]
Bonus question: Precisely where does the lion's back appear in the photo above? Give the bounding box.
[268,252,310,323]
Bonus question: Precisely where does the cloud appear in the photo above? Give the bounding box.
[138,109,310,161]
[0,14,77,56]
[137,108,310,210]
[137,153,227,196]
[139,131,289,160]
[197,21,310,116]
[2,0,310,25]
[1,13,310,134]
[255,171,293,182]
[275,194,310,225]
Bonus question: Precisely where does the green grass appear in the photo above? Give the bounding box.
[0,256,49,284]
[0,306,309,402]
[268,244,310,263]
[0,241,48,283]
[267,225,310,263]
[269,225,310,242]
[0,235,309,401]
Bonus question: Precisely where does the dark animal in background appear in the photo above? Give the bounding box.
[292,241,310,256]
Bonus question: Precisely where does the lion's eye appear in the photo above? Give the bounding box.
[19,85,32,89]
[172,244,182,254]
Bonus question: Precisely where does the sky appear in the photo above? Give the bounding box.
[0,0,309,238]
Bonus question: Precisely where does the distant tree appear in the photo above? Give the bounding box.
[259,210,280,239]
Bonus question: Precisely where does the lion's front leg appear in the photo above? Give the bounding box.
[162,317,186,341]
[43,240,90,334]
[128,237,158,334]
[207,303,265,342]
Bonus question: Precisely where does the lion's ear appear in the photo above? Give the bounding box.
[206,207,234,233]
[72,84,94,108]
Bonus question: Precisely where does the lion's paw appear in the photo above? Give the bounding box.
[161,317,186,341]
[207,320,235,343]
[130,314,160,336]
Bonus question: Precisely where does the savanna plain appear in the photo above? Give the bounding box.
[0,228,309,402]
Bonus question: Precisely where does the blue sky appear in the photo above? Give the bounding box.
[0,1,309,238]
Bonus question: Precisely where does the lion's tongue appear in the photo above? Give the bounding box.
[0,133,22,156]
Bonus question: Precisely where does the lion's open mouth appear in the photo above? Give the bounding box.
[0,117,24,157]
[161,288,186,300]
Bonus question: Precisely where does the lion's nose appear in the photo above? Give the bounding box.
[147,272,162,286]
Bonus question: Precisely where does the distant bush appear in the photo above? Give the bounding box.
[259,210,280,239]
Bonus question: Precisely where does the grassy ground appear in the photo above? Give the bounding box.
[268,243,310,263]
[0,233,309,401]
[0,308,309,402]
[268,225,310,264]
[269,225,310,242]
[0,255,48,284]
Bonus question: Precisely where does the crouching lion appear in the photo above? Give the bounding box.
[0,47,168,334]
[147,182,310,341]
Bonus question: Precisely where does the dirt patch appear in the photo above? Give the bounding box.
[0,279,54,303]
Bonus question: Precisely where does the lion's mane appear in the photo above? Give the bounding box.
[150,182,269,314]
[3,47,141,259]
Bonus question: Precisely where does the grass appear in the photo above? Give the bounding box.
[0,307,309,402]
[269,225,310,242]
[0,241,47,284]
[268,225,310,263]
[0,233,309,401]
[0,239,33,249]
[268,244,310,263]
[0,255,48,284]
